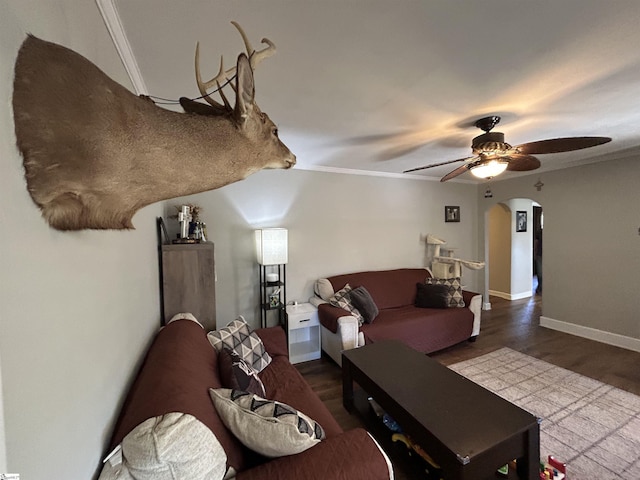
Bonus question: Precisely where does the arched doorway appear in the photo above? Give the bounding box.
[484,198,542,309]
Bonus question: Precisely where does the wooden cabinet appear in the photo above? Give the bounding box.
[160,242,216,330]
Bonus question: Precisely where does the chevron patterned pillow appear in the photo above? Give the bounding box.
[328,284,364,324]
[425,277,465,307]
[209,388,325,457]
[207,316,272,373]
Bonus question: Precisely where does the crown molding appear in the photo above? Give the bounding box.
[95,0,148,95]
[296,164,477,183]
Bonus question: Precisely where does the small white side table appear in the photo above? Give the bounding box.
[286,303,321,364]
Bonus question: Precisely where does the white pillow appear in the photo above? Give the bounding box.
[167,312,203,326]
[210,388,325,458]
[97,413,227,480]
[314,278,335,301]
[207,316,272,372]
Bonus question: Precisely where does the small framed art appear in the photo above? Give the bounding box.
[516,211,527,232]
[445,206,460,223]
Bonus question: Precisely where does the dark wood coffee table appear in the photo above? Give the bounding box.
[343,341,540,480]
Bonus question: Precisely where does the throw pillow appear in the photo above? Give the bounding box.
[314,278,335,301]
[97,413,227,480]
[207,316,272,373]
[209,388,326,457]
[218,347,266,397]
[415,283,449,309]
[328,284,364,324]
[349,286,379,323]
[425,277,465,307]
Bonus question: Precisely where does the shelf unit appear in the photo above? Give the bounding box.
[259,264,286,328]
[286,303,321,364]
[160,242,216,331]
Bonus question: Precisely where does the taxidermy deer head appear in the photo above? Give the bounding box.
[12,22,295,230]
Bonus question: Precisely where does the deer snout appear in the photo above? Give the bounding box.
[285,154,296,169]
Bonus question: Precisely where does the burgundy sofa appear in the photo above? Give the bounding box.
[98,319,392,479]
[311,268,482,365]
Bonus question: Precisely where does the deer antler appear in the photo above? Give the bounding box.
[195,22,276,110]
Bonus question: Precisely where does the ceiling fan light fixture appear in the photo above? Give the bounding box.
[470,159,508,179]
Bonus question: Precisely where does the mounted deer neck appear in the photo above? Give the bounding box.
[12,22,295,231]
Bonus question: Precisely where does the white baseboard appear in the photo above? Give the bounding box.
[540,316,640,353]
[489,290,532,301]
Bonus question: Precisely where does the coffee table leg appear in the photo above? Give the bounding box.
[516,421,540,479]
[342,358,354,412]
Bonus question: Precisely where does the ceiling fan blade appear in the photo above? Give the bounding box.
[403,156,473,174]
[378,144,429,162]
[515,137,611,155]
[506,154,541,171]
[440,163,471,182]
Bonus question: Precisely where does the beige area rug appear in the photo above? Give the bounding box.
[449,348,640,480]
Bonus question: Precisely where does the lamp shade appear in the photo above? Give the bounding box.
[255,228,288,265]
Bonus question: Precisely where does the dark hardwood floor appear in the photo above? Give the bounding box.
[295,293,640,474]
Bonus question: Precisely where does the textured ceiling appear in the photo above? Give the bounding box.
[114,0,640,183]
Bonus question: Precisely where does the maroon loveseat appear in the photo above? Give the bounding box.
[311,268,482,365]
[99,319,391,479]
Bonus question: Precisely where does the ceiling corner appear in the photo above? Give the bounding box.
[95,0,148,95]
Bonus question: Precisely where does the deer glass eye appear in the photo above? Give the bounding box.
[272,127,279,137]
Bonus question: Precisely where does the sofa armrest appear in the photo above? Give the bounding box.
[308,296,326,308]
[462,291,482,337]
[255,326,289,358]
[318,303,353,334]
[235,428,392,480]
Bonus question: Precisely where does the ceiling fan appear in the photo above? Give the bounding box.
[403,116,612,182]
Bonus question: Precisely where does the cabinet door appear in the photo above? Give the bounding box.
[161,243,216,330]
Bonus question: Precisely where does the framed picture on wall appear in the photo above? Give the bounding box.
[516,211,527,232]
[445,206,460,223]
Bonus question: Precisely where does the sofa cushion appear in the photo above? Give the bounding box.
[327,269,430,310]
[219,347,266,397]
[314,278,335,301]
[98,413,227,480]
[328,284,363,324]
[259,355,343,438]
[232,428,393,480]
[210,389,326,458]
[108,319,248,472]
[360,305,473,354]
[349,286,379,323]
[208,316,272,372]
[415,283,449,309]
[254,326,289,358]
[426,277,465,307]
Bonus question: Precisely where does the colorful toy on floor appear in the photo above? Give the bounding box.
[540,455,566,479]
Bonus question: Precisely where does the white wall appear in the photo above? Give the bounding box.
[488,199,534,300]
[506,198,534,299]
[1,2,162,478]
[488,203,511,295]
[478,155,640,343]
[165,168,480,329]
[0,354,5,473]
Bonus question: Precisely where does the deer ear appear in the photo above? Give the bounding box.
[234,53,255,123]
[180,97,228,116]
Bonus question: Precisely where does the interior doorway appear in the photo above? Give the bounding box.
[484,198,541,308]
[532,205,543,295]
